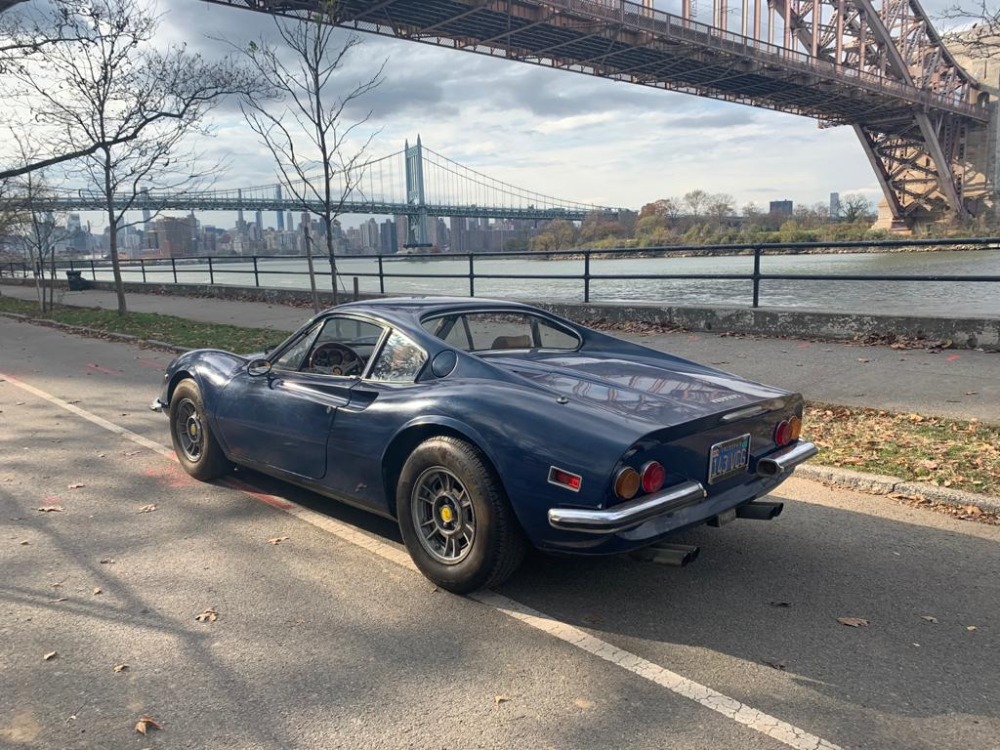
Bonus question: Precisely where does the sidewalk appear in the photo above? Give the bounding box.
[3,283,998,422]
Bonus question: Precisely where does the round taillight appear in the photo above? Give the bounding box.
[614,467,640,500]
[774,420,792,446]
[789,415,802,441]
[640,461,666,494]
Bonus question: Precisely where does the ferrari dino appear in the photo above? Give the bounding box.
[154,297,817,593]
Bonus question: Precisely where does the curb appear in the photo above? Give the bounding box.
[795,464,1000,515]
[3,309,998,516]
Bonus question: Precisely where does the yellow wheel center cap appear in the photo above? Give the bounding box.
[439,506,454,524]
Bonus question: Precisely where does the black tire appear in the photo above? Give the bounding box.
[396,436,527,594]
[169,379,232,481]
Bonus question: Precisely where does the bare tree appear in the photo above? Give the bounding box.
[11,0,256,315]
[839,194,875,223]
[941,1,1000,60]
[235,0,385,309]
[705,193,735,221]
[683,189,708,217]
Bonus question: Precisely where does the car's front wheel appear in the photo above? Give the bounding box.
[396,436,527,594]
[169,379,232,481]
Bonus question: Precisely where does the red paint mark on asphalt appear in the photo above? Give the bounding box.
[41,496,63,505]
[797,342,812,349]
[86,363,121,376]
[143,464,197,489]
[688,335,701,341]
[136,358,164,370]
[946,354,961,362]
[224,477,295,510]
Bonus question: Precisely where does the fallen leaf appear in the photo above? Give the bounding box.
[99,558,114,565]
[762,659,787,671]
[134,715,161,735]
[267,536,289,545]
[114,664,128,673]
[67,483,85,489]
[965,391,978,396]
[43,651,58,661]
[494,695,510,705]
[93,587,102,595]
[966,625,978,631]
[837,617,870,628]
[920,615,938,623]
[50,597,67,603]
[768,601,792,608]
[573,698,595,709]
[857,358,870,363]
[19,540,29,546]
[37,506,64,513]
[138,504,157,513]
[195,607,218,623]
[123,450,142,457]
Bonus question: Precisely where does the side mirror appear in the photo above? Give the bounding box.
[247,358,273,377]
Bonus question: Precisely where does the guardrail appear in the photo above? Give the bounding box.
[4,237,1000,309]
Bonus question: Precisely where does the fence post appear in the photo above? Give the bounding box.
[253,256,260,288]
[378,255,385,294]
[90,259,96,280]
[752,246,761,308]
[584,252,591,303]
[353,276,359,301]
[171,257,178,284]
[140,258,146,283]
[468,253,475,297]
[208,256,214,286]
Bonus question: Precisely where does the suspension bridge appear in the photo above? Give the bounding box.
[204,0,999,229]
[40,138,617,245]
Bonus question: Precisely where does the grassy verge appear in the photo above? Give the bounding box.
[805,404,999,496]
[0,296,285,353]
[3,294,997,497]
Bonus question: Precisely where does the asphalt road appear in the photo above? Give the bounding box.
[1,317,998,750]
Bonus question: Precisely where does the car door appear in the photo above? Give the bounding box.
[214,315,387,480]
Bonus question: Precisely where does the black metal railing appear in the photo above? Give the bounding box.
[4,237,1000,309]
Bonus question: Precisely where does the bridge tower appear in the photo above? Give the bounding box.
[404,136,429,246]
[768,0,994,227]
[276,185,284,231]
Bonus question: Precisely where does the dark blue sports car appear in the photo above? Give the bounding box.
[154,297,816,593]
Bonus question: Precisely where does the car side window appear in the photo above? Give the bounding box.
[274,316,385,377]
[368,330,427,382]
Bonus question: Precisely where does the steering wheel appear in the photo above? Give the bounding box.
[308,342,361,376]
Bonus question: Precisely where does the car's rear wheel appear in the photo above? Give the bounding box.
[396,436,527,594]
[169,379,232,481]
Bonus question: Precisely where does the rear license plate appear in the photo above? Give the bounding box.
[708,434,751,485]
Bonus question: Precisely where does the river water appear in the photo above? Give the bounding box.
[98,249,1000,317]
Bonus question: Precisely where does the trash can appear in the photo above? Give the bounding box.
[65,270,91,291]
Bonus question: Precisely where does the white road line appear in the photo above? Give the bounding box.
[2,371,842,750]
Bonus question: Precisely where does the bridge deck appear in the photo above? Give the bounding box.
[213,0,987,131]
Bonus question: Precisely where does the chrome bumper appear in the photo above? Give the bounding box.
[548,480,707,534]
[756,441,818,478]
[150,398,166,413]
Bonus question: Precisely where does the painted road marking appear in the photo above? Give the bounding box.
[2,370,842,750]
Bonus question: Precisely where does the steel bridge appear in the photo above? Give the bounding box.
[42,138,615,244]
[203,0,998,228]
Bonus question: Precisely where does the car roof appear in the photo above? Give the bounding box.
[332,297,546,327]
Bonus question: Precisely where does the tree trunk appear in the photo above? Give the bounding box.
[324,214,338,306]
[303,221,320,313]
[103,151,128,316]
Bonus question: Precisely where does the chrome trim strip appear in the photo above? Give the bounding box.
[548,480,707,534]
[756,441,818,477]
[721,405,767,423]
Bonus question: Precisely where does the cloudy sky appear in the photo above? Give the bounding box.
[5,0,974,230]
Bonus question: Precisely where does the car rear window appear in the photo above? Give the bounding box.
[422,312,580,352]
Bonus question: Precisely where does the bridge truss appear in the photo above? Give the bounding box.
[204,0,995,227]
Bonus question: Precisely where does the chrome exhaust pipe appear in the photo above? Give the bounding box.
[631,543,700,567]
[735,501,784,520]
[757,441,818,478]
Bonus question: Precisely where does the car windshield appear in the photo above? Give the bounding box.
[421,311,581,353]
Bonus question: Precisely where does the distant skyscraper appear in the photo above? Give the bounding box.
[830,192,841,219]
[769,200,794,218]
[286,212,294,232]
[276,186,284,231]
[255,210,263,233]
